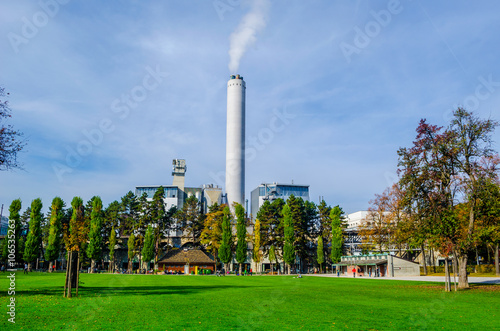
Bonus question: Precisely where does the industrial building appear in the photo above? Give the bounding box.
[135,159,223,213]
[225,74,246,210]
[135,159,223,249]
[250,182,310,218]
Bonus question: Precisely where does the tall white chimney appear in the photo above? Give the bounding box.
[225,74,245,210]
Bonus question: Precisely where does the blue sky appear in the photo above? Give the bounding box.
[1,0,500,215]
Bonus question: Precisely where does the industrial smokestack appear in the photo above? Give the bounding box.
[225,74,246,210]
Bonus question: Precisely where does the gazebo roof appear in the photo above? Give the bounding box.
[158,249,215,265]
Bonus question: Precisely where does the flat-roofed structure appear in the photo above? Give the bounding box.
[335,253,420,277]
[250,182,309,218]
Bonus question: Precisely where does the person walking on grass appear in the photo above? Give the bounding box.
[24,263,28,274]
[352,267,356,278]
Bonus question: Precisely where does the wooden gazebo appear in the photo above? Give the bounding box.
[158,249,215,274]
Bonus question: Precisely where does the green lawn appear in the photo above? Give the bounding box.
[1,272,498,330]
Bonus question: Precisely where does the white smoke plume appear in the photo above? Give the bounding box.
[228,0,270,73]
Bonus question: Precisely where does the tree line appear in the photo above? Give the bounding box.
[359,109,500,290]
[1,188,348,284]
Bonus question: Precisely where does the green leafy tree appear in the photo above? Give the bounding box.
[316,236,324,273]
[87,196,103,273]
[141,225,154,271]
[235,203,247,274]
[23,198,43,271]
[108,227,117,272]
[282,204,295,274]
[127,233,136,272]
[45,197,65,272]
[330,206,343,264]
[218,206,233,272]
[8,199,22,262]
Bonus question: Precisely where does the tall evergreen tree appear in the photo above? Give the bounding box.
[151,187,166,268]
[127,232,136,272]
[282,204,295,274]
[45,197,65,272]
[108,227,117,272]
[23,198,43,271]
[87,196,104,273]
[8,199,22,262]
[235,204,247,274]
[286,195,308,272]
[120,191,139,235]
[316,236,324,273]
[178,195,203,246]
[330,206,343,265]
[141,225,154,271]
[257,199,285,258]
[218,206,233,272]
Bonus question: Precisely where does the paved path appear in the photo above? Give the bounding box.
[306,274,500,284]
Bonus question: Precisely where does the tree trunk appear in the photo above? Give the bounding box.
[421,244,427,276]
[287,264,291,275]
[270,262,273,275]
[90,259,95,274]
[66,252,73,298]
[452,256,457,292]
[64,251,78,298]
[239,263,242,275]
[49,261,53,273]
[430,248,436,273]
[495,243,499,276]
[64,252,70,297]
[457,254,469,289]
[444,258,450,292]
[75,252,80,297]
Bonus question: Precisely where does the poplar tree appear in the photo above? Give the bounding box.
[8,199,22,262]
[141,225,154,272]
[317,236,324,273]
[64,197,85,298]
[235,204,247,274]
[45,197,65,272]
[282,204,295,274]
[87,196,103,273]
[23,198,43,271]
[253,219,262,270]
[218,206,233,273]
[127,232,135,273]
[109,227,117,272]
[330,206,343,264]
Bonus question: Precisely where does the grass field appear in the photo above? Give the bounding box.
[1,272,499,330]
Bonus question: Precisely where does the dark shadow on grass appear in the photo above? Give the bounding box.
[12,285,266,297]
